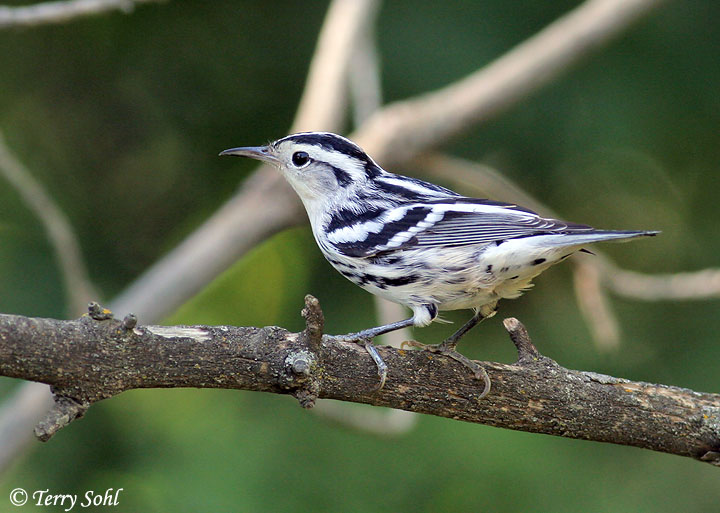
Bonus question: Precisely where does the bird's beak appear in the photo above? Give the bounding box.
[219,145,279,164]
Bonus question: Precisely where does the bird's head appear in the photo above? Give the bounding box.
[220,132,383,205]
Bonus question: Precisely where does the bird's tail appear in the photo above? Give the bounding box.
[539,230,659,248]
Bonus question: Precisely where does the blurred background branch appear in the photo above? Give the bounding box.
[312,5,418,432]
[0,0,164,29]
[601,261,720,300]
[109,0,381,322]
[0,131,97,316]
[353,0,670,164]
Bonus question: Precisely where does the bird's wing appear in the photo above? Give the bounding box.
[327,198,593,258]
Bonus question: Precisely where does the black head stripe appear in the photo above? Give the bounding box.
[364,162,383,179]
[328,164,353,187]
[281,133,370,164]
[373,174,460,201]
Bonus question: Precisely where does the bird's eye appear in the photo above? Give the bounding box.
[291,151,310,168]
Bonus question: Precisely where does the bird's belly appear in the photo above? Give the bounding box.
[323,243,569,313]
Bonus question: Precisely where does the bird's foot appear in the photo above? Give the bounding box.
[335,335,387,390]
[401,340,491,398]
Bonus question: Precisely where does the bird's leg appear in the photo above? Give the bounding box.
[338,317,416,342]
[403,311,492,398]
[438,310,486,352]
[335,317,416,390]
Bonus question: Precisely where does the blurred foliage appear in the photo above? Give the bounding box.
[1,0,719,511]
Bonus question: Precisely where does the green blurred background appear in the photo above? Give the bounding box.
[1,1,719,511]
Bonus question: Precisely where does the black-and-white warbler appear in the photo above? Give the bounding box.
[221,132,657,395]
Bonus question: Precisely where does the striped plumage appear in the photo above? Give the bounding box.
[221,132,657,391]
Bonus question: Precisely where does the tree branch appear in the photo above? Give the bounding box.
[0,298,718,466]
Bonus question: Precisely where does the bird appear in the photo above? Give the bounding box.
[220,132,657,396]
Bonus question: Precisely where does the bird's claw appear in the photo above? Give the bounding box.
[400,339,428,351]
[362,339,387,390]
[402,340,491,399]
[336,335,387,390]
